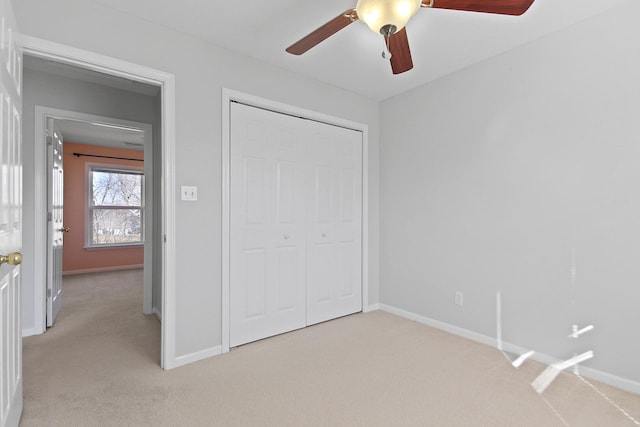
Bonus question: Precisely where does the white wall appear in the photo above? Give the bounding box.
[380,0,640,383]
[13,0,380,359]
[21,67,161,333]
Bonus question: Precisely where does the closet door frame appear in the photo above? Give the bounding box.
[221,89,370,353]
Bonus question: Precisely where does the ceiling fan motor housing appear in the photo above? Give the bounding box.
[356,0,422,35]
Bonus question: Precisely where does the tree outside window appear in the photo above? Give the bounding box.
[89,167,143,246]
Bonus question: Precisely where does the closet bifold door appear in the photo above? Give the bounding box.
[229,103,307,347]
[229,101,363,347]
[305,120,363,326]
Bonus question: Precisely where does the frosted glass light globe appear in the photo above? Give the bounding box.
[356,0,422,34]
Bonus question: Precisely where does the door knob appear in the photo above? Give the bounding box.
[59,227,70,233]
[0,252,22,266]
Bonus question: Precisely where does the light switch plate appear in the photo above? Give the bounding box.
[181,186,198,201]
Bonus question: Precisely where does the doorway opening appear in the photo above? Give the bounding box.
[39,109,154,327]
[20,38,177,369]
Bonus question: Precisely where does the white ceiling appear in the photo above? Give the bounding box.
[21,1,631,148]
[89,0,630,100]
[23,56,152,151]
[55,119,146,151]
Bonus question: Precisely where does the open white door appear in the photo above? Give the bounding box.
[46,118,64,327]
[0,0,23,425]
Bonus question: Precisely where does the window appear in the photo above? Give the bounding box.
[88,166,144,247]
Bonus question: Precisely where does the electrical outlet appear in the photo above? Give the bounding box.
[181,185,198,201]
[455,291,464,307]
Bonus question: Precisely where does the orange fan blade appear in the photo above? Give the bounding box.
[423,0,534,16]
[388,28,413,75]
[286,9,359,55]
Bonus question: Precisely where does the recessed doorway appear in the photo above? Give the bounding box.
[20,39,177,368]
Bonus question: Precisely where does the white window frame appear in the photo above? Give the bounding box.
[86,163,145,249]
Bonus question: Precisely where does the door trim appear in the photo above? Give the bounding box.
[20,35,178,370]
[221,88,369,353]
[35,107,154,322]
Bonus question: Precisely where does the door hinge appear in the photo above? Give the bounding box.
[47,212,52,222]
[46,136,53,145]
[47,288,52,298]
[163,234,167,243]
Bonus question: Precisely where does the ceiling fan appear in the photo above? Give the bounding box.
[286,0,535,75]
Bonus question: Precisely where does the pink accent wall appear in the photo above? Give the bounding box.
[63,142,144,273]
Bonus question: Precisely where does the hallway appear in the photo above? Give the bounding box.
[21,269,160,424]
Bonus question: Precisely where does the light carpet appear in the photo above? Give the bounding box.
[21,270,640,426]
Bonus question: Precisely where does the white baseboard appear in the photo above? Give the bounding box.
[364,303,380,313]
[378,304,640,395]
[577,366,640,395]
[152,306,162,322]
[172,346,222,369]
[379,304,497,347]
[21,327,39,338]
[63,264,144,276]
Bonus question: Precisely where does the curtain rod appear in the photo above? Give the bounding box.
[72,152,144,162]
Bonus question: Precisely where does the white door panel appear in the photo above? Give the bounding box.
[0,0,23,424]
[230,103,307,347]
[46,119,64,327]
[275,246,298,311]
[230,102,362,345]
[242,248,267,319]
[306,122,362,326]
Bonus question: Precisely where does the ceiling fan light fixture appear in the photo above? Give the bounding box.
[285,0,536,75]
[356,0,421,35]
